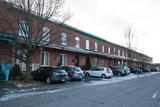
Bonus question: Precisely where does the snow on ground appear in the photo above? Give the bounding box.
[0,72,159,101]
[0,89,63,101]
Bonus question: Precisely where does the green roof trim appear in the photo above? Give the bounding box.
[62,23,128,49]
[61,23,152,59]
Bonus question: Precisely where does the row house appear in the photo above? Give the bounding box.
[0,2,152,71]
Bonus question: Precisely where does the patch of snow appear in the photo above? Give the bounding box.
[152,91,158,98]
[0,72,158,101]
[0,89,63,101]
[17,84,24,88]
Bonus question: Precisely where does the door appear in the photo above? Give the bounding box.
[90,68,98,76]
[74,56,79,66]
[96,68,104,77]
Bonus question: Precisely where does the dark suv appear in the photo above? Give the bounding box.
[31,66,68,84]
[59,66,84,81]
[110,66,127,76]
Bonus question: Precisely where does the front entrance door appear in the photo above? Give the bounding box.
[74,55,79,66]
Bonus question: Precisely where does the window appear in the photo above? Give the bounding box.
[95,42,98,51]
[113,48,116,55]
[75,37,80,48]
[61,32,67,45]
[122,51,124,57]
[102,45,104,52]
[118,49,120,56]
[86,40,90,50]
[60,54,67,65]
[16,50,25,64]
[42,27,50,42]
[108,47,111,54]
[126,52,128,57]
[41,52,49,66]
[19,20,28,37]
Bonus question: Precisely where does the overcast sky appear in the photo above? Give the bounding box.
[64,0,160,63]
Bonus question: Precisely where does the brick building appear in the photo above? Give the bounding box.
[0,2,152,71]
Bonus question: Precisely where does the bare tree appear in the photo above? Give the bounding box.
[0,0,71,81]
[124,26,137,67]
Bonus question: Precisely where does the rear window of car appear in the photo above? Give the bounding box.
[73,67,81,71]
[55,68,65,73]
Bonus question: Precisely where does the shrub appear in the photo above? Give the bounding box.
[10,64,21,78]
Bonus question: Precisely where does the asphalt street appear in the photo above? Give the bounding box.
[1,73,160,107]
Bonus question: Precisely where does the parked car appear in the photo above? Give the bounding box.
[129,67,142,74]
[142,68,150,72]
[110,66,127,76]
[58,66,84,81]
[122,66,130,74]
[150,67,159,72]
[85,67,113,78]
[30,66,68,84]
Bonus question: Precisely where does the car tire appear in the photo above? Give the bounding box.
[101,74,106,79]
[68,75,73,81]
[117,72,122,76]
[46,77,52,84]
[85,73,90,77]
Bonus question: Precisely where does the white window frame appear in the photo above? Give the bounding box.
[75,37,80,48]
[41,52,50,66]
[95,42,98,51]
[102,45,104,52]
[86,40,90,50]
[108,47,111,54]
[19,20,28,37]
[61,32,67,45]
[60,54,67,66]
[42,27,50,42]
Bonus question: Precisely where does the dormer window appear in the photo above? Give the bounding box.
[61,32,67,45]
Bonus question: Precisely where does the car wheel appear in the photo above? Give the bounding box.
[68,75,73,81]
[85,73,90,77]
[46,77,52,84]
[117,72,122,76]
[101,74,106,79]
